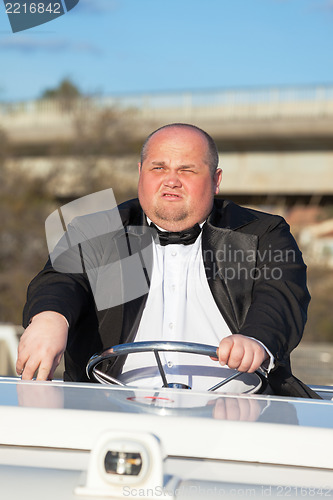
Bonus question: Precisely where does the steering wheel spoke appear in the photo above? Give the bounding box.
[153,350,169,388]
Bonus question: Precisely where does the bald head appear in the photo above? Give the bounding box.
[140,123,219,176]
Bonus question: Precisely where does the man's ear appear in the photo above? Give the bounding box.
[138,162,142,174]
[214,168,222,194]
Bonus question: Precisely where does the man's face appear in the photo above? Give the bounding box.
[138,127,222,231]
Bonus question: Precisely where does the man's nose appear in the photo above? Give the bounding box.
[163,171,182,187]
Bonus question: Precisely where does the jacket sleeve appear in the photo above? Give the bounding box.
[238,217,310,367]
[22,213,105,329]
[22,259,93,329]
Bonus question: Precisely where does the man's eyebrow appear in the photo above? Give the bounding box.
[178,164,197,169]
[150,161,198,169]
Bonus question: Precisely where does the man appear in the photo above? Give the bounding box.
[17,123,316,397]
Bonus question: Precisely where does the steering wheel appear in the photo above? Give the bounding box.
[86,341,248,392]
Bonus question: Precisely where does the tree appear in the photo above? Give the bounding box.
[40,78,81,111]
[40,78,81,100]
[0,127,58,323]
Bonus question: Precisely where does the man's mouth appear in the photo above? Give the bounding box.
[162,192,182,199]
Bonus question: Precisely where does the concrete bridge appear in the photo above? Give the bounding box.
[1,85,333,204]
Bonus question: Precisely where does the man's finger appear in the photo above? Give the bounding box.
[217,337,234,365]
[236,348,255,372]
[16,359,25,376]
[16,367,24,377]
[21,359,39,380]
[16,345,28,375]
[248,349,267,373]
[47,357,62,381]
[226,342,245,370]
[36,360,53,381]
[210,349,219,361]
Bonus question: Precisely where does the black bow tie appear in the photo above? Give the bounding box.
[150,223,202,246]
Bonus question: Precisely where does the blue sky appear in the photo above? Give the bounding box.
[0,0,332,101]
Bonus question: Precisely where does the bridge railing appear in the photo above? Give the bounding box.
[1,85,333,121]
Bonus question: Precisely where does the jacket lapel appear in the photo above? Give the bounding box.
[202,200,259,333]
[95,202,151,347]
[119,225,153,344]
[116,205,152,345]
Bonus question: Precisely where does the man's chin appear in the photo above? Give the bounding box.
[154,207,188,224]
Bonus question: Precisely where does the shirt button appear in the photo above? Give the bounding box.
[169,322,174,329]
[171,284,176,291]
[167,361,173,368]
[171,251,177,257]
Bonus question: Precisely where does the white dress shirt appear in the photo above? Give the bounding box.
[119,225,271,392]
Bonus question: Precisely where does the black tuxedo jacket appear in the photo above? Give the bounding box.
[23,198,318,398]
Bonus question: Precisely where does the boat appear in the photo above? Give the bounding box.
[1,339,333,499]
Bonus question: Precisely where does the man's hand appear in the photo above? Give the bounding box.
[214,334,268,373]
[16,311,68,381]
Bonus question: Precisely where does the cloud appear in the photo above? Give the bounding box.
[0,36,102,54]
[75,0,119,15]
[71,41,102,55]
[322,0,333,8]
[310,0,333,11]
